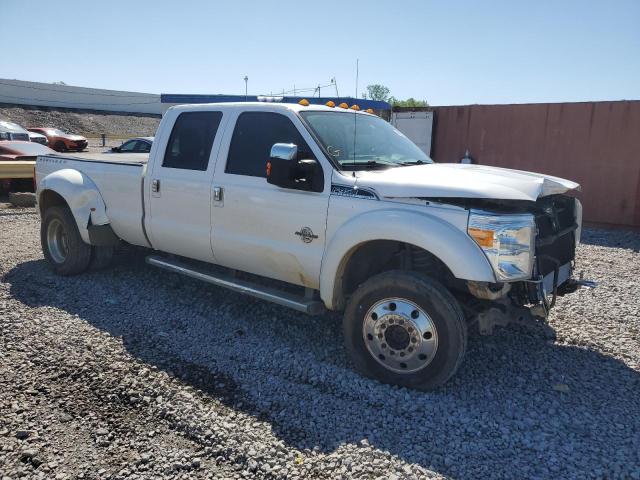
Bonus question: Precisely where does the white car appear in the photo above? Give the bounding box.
[33,102,593,390]
[0,120,31,142]
[28,131,49,146]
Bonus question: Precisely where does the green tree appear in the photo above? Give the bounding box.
[366,84,390,102]
[389,97,429,107]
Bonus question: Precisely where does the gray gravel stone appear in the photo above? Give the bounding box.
[0,212,639,479]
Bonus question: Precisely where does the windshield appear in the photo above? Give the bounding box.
[0,121,28,133]
[300,111,432,170]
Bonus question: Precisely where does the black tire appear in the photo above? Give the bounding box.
[54,141,66,152]
[343,271,467,390]
[41,206,91,276]
[89,245,115,270]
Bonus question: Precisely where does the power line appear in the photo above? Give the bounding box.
[261,81,337,98]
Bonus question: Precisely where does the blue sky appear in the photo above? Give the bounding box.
[2,0,639,105]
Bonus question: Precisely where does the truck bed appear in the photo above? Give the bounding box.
[36,152,149,248]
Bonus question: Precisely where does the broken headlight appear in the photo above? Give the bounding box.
[468,211,536,281]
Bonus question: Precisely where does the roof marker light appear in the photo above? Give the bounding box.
[338,102,349,109]
[365,108,374,114]
[325,101,335,108]
[350,104,360,111]
[298,99,310,106]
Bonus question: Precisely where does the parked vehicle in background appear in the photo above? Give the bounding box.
[28,131,49,146]
[28,127,88,152]
[34,101,594,390]
[110,136,153,153]
[0,120,31,142]
[0,141,57,161]
[0,141,56,192]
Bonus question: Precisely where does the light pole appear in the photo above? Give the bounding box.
[331,77,339,97]
[244,76,248,101]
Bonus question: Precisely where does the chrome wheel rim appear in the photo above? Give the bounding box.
[362,297,438,374]
[46,218,69,264]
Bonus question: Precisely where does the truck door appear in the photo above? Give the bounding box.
[146,110,225,262]
[210,110,330,289]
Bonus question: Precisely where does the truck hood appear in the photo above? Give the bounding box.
[353,163,580,202]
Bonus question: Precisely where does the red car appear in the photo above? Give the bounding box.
[28,127,88,152]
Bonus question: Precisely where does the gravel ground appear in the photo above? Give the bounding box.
[1,212,639,479]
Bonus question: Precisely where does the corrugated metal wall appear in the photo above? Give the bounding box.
[431,101,640,228]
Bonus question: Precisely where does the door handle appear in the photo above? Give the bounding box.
[151,179,160,193]
[213,186,223,202]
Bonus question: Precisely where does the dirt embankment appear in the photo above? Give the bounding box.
[0,104,161,138]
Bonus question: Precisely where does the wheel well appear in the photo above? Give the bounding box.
[39,190,68,216]
[336,240,455,310]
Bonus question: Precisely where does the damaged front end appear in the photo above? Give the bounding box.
[432,194,596,334]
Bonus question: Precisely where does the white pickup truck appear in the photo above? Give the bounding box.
[34,101,593,390]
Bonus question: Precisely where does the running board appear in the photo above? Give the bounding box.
[145,255,325,315]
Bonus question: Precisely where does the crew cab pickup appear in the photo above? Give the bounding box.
[35,102,593,390]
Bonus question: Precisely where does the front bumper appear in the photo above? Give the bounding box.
[527,260,596,315]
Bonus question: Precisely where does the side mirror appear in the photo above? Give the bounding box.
[267,143,323,192]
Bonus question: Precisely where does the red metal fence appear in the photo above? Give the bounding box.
[430,101,640,228]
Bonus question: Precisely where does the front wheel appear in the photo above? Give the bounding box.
[343,271,467,390]
[41,206,92,276]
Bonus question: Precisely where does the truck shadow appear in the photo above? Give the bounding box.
[6,251,640,479]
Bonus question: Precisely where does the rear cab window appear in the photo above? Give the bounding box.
[163,111,223,171]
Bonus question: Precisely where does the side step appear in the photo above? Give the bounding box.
[145,255,326,315]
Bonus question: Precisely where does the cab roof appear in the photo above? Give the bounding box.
[167,102,374,115]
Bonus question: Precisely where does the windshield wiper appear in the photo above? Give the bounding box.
[399,160,429,166]
[340,160,396,170]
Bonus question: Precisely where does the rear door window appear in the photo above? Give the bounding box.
[134,141,151,153]
[163,111,223,171]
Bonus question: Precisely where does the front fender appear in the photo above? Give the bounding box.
[319,208,496,310]
[38,169,110,244]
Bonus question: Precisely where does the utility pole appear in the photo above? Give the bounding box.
[244,76,248,101]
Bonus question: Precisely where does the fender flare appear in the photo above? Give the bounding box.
[37,168,110,244]
[319,208,496,310]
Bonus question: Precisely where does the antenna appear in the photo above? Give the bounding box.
[355,59,359,99]
[352,59,359,162]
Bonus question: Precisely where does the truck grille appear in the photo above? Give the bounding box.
[534,195,577,276]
